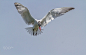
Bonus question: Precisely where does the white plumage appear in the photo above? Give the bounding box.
[14,2,75,36]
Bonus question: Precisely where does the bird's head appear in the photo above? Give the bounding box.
[38,21,41,31]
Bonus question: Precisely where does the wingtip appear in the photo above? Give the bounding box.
[70,7,75,10]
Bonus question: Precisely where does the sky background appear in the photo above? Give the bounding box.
[0,0,86,55]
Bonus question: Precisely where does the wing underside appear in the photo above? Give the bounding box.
[40,7,75,27]
[14,2,36,25]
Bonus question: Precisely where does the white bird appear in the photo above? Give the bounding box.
[14,2,75,36]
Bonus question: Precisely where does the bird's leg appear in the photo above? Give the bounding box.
[35,31,37,36]
[33,29,34,35]
[35,29,38,36]
[35,33,37,36]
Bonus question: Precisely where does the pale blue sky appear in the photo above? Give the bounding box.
[0,0,86,55]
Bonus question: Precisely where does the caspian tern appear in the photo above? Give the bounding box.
[14,2,75,36]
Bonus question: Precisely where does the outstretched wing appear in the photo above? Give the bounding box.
[14,2,36,25]
[40,7,75,27]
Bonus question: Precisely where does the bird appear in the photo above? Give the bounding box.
[14,2,75,36]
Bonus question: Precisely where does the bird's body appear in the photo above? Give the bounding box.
[14,2,75,36]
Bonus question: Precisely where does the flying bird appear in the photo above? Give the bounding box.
[14,2,75,36]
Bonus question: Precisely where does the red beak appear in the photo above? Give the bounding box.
[39,27,41,31]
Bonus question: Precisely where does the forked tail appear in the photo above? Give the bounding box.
[25,27,43,36]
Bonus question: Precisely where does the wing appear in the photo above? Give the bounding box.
[14,2,36,25]
[40,7,75,27]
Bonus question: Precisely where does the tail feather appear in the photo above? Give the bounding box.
[25,27,43,36]
[25,27,33,35]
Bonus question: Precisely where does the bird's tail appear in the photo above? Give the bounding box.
[25,27,43,36]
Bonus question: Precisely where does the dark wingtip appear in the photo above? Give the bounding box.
[69,7,75,10]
